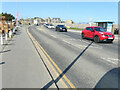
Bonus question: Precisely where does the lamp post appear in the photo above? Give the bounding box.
[90,18,92,26]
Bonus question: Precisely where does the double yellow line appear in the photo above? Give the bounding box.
[27,28,76,88]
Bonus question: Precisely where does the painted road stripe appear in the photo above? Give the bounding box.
[62,39,102,49]
[50,35,57,38]
[28,30,69,88]
[101,57,118,65]
[34,41,68,88]
[27,29,76,88]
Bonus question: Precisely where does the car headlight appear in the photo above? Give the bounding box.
[60,28,62,29]
[102,35,106,37]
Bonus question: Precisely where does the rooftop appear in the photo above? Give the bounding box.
[94,20,114,23]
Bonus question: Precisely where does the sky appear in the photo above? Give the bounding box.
[1,2,118,24]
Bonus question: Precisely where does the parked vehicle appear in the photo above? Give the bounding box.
[47,24,55,29]
[81,26,115,43]
[55,25,67,32]
[114,28,119,34]
[44,24,49,27]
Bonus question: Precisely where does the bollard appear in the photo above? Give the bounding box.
[5,33,8,40]
[9,31,12,38]
[12,27,16,34]
[9,31,11,38]
[1,35,3,45]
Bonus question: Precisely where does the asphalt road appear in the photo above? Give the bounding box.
[29,24,119,88]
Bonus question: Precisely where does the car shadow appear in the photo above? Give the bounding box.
[94,67,120,89]
[98,42,113,44]
[42,41,93,89]
[83,38,114,44]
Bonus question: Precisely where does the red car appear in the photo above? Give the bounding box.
[81,26,115,43]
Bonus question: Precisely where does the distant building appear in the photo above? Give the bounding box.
[66,19,74,24]
[95,20,114,32]
[39,18,45,22]
[35,17,45,22]
[52,18,61,23]
[45,17,51,23]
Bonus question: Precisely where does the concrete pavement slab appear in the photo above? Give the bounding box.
[2,25,56,88]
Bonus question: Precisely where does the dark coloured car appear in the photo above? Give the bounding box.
[55,25,67,32]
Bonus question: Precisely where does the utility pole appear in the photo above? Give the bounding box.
[89,18,92,26]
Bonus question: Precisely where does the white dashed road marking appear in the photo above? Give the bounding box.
[50,35,57,38]
[101,57,118,65]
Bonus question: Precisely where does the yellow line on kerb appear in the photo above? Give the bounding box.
[27,29,76,88]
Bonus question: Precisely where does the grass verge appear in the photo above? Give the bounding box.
[69,27,84,31]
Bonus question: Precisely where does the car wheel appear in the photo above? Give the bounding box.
[82,33,85,39]
[94,36,100,43]
[65,30,67,32]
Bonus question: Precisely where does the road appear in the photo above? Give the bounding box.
[28,24,119,88]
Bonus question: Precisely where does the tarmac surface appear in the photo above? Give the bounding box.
[29,25,119,88]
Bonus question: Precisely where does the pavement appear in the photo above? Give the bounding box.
[0,25,59,88]
[0,34,10,90]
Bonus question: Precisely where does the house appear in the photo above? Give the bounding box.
[66,19,74,24]
[45,17,51,23]
[38,18,45,22]
[52,18,61,23]
[20,19,25,24]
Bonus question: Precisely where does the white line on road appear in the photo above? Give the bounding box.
[69,39,79,41]
[81,40,92,44]
[62,40,85,49]
[101,57,118,65]
[107,58,119,61]
[62,40,71,44]
[62,39,102,49]
[50,35,57,38]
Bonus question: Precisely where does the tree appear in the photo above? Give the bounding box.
[0,12,15,21]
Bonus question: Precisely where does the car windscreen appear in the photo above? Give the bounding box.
[95,27,106,32]
[49,24,53,26]
[58,25,65,27]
